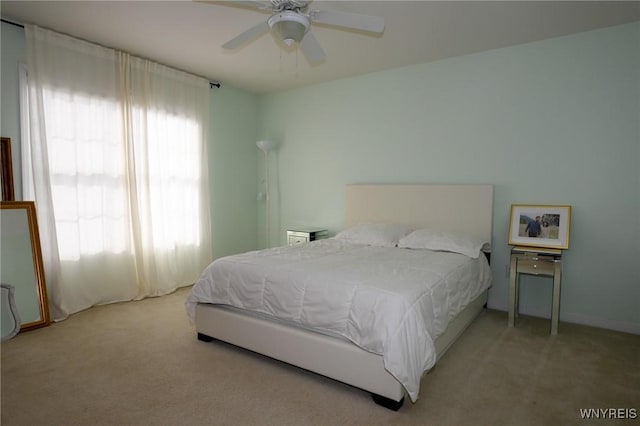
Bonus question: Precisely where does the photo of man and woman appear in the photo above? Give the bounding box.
[518,213,561,239]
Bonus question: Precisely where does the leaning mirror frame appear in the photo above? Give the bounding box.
[1,201,51,332]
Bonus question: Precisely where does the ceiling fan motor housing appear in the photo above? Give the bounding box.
[268,11,310,46]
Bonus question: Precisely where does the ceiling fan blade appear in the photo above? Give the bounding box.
[300,31,326,64]
[196,1,272,12]
[309,9,384,34]
[222,21,270,49]
[225,0,272,11]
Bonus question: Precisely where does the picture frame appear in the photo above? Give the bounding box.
[508,204,571,249]
[1,137,15,201]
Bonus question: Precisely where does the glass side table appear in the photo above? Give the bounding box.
[508,246,562,334]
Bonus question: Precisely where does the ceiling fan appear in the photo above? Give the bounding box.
[213,0,385,64]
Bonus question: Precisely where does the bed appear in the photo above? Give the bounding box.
[186,184,494,410]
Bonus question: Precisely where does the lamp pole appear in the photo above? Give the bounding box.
[257,140,275,247]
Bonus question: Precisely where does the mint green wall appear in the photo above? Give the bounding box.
[257,23,640,333]
[1,22,26,199]
[209,85,260,258]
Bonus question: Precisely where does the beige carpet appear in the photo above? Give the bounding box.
[2,287,638,426]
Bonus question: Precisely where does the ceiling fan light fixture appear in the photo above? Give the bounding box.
[268,11,309,46]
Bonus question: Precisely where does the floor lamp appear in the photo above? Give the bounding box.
[257,140,275,247]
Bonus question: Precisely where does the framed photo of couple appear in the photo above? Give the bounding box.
[508,204,571,249]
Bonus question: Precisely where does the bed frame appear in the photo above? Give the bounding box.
[195,184,494,410]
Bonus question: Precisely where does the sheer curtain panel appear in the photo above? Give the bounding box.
[24,25,212,319]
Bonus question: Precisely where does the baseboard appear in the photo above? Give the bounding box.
[488,302,640,335]
[559,312,640,335]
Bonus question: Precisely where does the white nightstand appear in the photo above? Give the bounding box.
[286,228,328,246]
[508,246,562,334]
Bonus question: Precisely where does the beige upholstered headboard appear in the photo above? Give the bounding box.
[345,184,494,243]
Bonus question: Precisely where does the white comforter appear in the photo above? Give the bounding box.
[185,239,492,402]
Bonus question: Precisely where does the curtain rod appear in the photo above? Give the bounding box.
[1,18,24,28]
[1,18,221,89]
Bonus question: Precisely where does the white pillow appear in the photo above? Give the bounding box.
[398,228,488,258]
[335,223,414,247]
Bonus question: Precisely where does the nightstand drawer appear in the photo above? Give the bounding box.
[288,235,309,245]
[517,258,555,276]
[287,229,328,246]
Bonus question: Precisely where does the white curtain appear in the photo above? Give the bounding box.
[23,25,212,319]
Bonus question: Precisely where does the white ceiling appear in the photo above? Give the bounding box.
[2,1,639,94]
